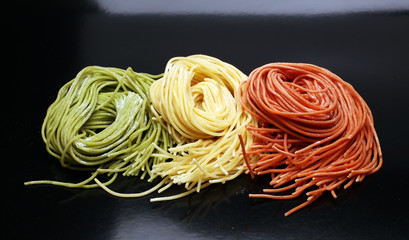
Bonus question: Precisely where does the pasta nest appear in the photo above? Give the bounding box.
[150,55,257,192]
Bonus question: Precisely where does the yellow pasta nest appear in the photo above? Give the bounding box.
[149,54,257,200]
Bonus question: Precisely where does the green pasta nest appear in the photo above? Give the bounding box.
[38,66,174,187]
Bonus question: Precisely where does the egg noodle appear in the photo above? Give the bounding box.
[144,54,257,201]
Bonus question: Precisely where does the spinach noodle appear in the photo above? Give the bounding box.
[25,66,174,188]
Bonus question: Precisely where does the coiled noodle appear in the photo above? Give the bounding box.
[239,63,383,216]
[148,55,257,200]
[25,66,173,188]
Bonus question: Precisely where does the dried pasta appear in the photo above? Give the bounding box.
[148,54,257,201]
[25,66,174,188]
[239,62,383,216]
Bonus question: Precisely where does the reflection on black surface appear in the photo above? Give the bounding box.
[150,171,370,220]
[22,183,119,240]
[95,0,409,15]
[249,174,370,216]
[25,157,373,219]
[22,165,398,239]
[152,174,251,221]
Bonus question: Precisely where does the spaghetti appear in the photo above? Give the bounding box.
[148,54,257,201]
[239,63,383,216]
[25,66,174,188]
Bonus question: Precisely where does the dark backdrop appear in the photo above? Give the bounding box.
[8,1,409,239]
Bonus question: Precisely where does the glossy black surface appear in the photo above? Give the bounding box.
[10,1,409,239]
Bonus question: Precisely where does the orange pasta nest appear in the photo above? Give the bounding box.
[239,63,383,216]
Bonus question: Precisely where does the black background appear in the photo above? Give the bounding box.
[9,1,409,239]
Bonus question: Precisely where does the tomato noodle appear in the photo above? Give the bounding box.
[238,63,383,216]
